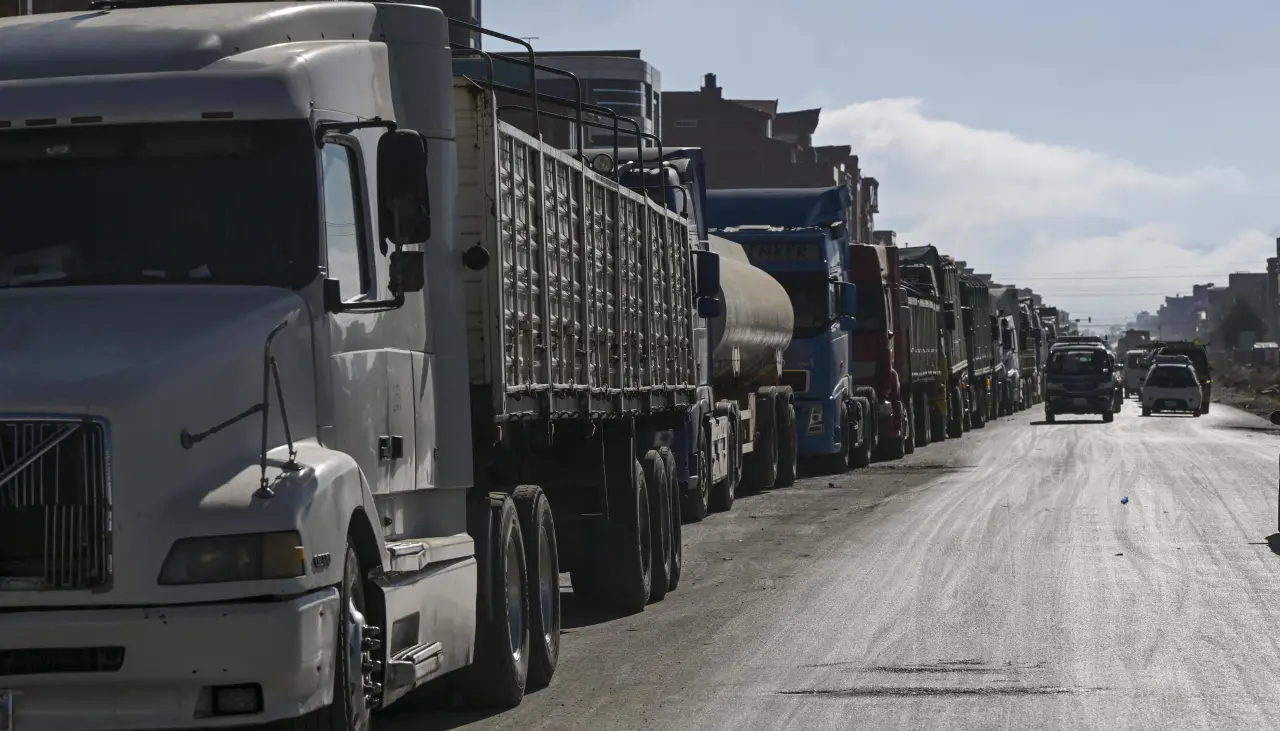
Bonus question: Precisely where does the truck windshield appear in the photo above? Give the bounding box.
[1047,349,1108,375]
[852,281,887,332]
[772,273,831,339]
[0,120,319,290]
[1146,366,1197,388]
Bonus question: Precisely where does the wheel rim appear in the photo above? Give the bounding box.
[504,534,525,663]
[788,406,797,472]
[345,586,370,728]
[537,524,557,645]
[658,476,671,564]
[638,482,652,576]
[699,436,711,508]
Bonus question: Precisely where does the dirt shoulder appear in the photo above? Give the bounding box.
[1212,360,1280,418]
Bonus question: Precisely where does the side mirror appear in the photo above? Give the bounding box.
[693,249,721,299]
[838,282,858,317]
[1001,330,1013,349]
[390,250,425,294]
[898,304,911,329]
[895,289,908,307]
[377,130,431,248]
[944,310,957,332]
[323,278,343,313]
[839,315,857,331]
[696,296,722,319]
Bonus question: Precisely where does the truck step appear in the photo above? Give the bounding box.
[382,641,445,707]
[385,534,474,574]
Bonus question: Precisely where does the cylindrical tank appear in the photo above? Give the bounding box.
[707,235,794,384]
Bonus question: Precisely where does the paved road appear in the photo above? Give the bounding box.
[380,402,1280,731]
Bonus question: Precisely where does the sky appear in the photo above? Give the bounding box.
[487,0,1280,323]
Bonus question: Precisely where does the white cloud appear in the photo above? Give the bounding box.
[816,98,1273,322]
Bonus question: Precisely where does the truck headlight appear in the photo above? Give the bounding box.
[158,531,306,585]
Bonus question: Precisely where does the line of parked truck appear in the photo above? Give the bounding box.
[0,4,1073,729]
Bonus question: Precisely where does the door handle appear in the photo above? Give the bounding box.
[379,435,404,461]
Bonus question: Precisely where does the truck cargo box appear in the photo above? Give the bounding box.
[455,80,696,420]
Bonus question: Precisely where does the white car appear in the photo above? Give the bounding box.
[1141,363,1202,416]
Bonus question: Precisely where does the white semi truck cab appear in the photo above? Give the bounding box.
[0,2,707,728]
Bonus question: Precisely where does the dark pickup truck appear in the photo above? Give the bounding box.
[1044,345,1117,423]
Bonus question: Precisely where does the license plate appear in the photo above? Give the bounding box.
[1073,398,1087,406]
[0,689,11,731]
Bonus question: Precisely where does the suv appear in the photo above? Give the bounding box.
[1141,363,1202,416]
[1044,346,1117,423]
[1144,342,1211,414]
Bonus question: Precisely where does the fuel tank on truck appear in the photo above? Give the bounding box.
[707,234,795,384]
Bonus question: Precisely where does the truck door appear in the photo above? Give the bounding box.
[315,116,419,496]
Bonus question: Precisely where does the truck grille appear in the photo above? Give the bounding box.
[0,419,112,590]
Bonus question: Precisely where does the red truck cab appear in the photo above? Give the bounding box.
[849,240,907,458]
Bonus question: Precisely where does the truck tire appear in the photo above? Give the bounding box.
[1045,410,1055,424]
[1102,410,1114,423]
[902,399,916,455]
[709,402,740,513]
[659,447,682,591]
[512,486,560,689]
[774,387,798,487]
[961,387,972,432]
[1142,406,1151,417]
[742,387,778,495]
[971,387,987,429]
[877,403,907,462]
[1201,401,1210,415]
[280,540,373,730]
[814,402,851,475]
[914,393,931,448]
[682,418,711,523]
[946,386,964,439]
[641,450,672,603]
[603,458,653,613]
[930,397,947,442]
[458,495,530,707]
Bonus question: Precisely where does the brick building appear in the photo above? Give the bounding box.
[661,73,856,189]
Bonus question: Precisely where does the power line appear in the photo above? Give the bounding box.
[1042,291,1213,297]
[1006,273,1242,281]
[992,260,1265,279]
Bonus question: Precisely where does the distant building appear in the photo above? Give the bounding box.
[457,50,660,154]
[660,73,855,189]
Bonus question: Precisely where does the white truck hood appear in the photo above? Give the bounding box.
[0,285,319,605]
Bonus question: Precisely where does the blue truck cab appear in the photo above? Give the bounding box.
[706,186,874,474]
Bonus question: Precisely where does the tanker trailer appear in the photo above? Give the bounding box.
[591,146,800,520]
[698,234,797,506]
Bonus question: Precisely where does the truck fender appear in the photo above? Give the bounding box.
[207,443,390,592]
